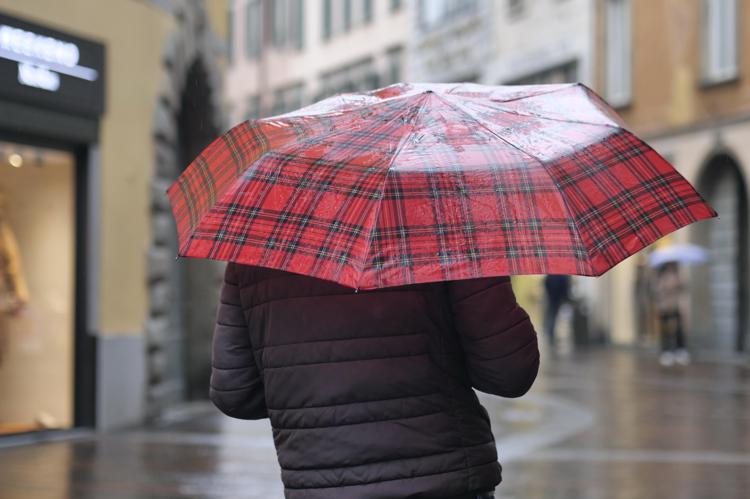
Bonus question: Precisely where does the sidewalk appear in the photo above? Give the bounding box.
[1,348,748,499]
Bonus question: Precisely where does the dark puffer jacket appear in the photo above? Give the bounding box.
[210,262,539,499]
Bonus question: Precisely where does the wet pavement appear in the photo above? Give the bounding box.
[1,348,749,499]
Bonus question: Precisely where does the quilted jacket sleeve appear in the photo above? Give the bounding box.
[209,262,268,420]
[446,276,540,398]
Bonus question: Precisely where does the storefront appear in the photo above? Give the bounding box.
[0,11,104,435]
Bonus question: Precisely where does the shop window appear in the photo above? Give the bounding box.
[0,141,75,435]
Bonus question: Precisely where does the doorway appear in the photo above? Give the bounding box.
[692,154,748,354]
[176,59,220,401]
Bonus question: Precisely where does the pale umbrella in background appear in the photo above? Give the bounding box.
[648,243,708,268]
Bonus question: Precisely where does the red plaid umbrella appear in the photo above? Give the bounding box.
[166,83,716,289]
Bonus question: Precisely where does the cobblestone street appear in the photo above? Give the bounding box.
[2,348,749,499]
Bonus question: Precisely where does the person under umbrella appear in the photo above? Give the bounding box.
[168,83,716,499]
[648,243,707,366]
[653,261,689,366]
[213,263,536,499]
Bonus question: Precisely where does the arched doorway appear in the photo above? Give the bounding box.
[692,153,748,354]
[147,1,226,418]
[176,59,220,401]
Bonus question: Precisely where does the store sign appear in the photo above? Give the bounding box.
[0,12,104,117]
[0,24,99,92]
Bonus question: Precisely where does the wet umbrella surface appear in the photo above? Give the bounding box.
[167,82,716,288]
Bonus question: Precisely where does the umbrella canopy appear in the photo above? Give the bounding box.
[648,243,708,268]
[167,82,716,289]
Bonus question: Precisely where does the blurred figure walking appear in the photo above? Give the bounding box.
[654,262,690,366]
[543,275,571,347]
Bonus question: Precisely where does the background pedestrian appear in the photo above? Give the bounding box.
[543,274,572,348]
[654,261,690,366]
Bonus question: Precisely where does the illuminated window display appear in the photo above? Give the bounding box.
[0,9,104,435]
[0,141,75,435]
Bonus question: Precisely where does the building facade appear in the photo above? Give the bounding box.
[596,0,749,355]
[226,0,409,122]
[0,0,229,438]
[409,0,492,83]
[488,0,596,86]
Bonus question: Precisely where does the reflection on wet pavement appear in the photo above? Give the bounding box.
[1,349,748,499]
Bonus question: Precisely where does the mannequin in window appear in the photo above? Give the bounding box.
[0,184,29,316]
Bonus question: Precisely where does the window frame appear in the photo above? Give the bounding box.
[604,0,632,108]
[227,5,234,63]
[364,0,374,24]
[702,0,739,85]
[244,0,262,60]
[343,0,353,32]
[288,0,305,51]
[271,0,287,47]
[323,0,333,40]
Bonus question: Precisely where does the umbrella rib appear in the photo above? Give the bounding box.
[445,83,577,103]
[262,87,421,121]
[356,92,433,285]
[434,92,595,274]
[491,106,622,130]
[455,90,623,130]
[488,83,577,103]
[454,83,624,129]
[252,95,427,164]
[194,93,430,271]
[258,103,375,122]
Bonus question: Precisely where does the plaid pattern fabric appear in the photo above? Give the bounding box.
[167,83,716,289]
